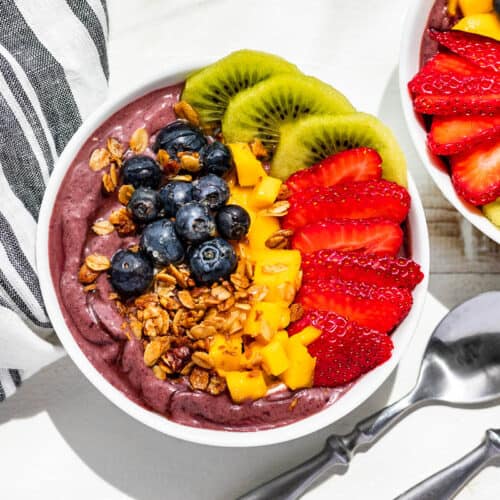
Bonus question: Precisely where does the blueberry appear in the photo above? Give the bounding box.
[127,187,161,223]
[216,204,250,241]
[200,141,232,177]
[122,156,161,189]
[175,201,216,244]
[140,219,184,266]
[495,0,500,14]
[192,174,229,211]
[189,238,237,284]
[153,120,207,158]
[110,249,153,297]
[159,181,193,217]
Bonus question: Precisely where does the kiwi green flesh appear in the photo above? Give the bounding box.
[222,74,355,152]
[483,199,500,227]
[181,50,300,125]
[270,113,408,187]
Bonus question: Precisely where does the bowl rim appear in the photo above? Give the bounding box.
[399,0,500,245]
[36,59,430,448]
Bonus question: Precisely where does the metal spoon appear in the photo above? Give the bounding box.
[239,291,500,500]
[396,428,500,500]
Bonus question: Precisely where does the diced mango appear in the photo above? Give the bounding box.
[228,143,267,187]
[247,213,280,249]
[458,0,492,16]
[274,330,290,347]
[209,334,243,372]
[280,338,316,390]
[252,249,302,303]
[292,326,322,346]
[244,301,291,339]
[226,370,268,403]
[261,338,290,376]
[453,13,500,41]
[251,176,283,208]
[228,186,257,216]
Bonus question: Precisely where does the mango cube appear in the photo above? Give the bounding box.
[247,213,280,249]
[252,249,302,303]
[280,338,316,390]
[226,370,268,403]
[261,338,290,376]
[228,143,267,187]
[209,334,243,372]
[244,301,291,339]
[251,176,282,208]
[292,326,322,346]
[274,330,290,347]
[458,0,492,16]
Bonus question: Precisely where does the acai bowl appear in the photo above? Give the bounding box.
[37,51,429,447]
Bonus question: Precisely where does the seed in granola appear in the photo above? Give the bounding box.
[207,373,227,396]
[211,285,232,302]
[191,351,214,370]
[277,282,296,303]
[83,283,97,292]
[230,273,250,290]
[102,172,117,193]
[91,219,115,236]
[107,137,125,159]
[168,264,190,289]
[289,303,304,322]
[170,174,192,182]
[85,254,111,272]
[276,183,291,201]
[261,263,288,274]
[89,148,112,171]
[177,290,195,309]
[118,184,135,205]
[129,319,143,339]
[180,361,195,376]
[260,200,290,217]
[180,153,201,172]
[250,138,269,160]
[189,324,217,340]
[109,207,136,235]
[143,338,169,366]
[156,149,170,167]
[173,100,201,126]
[155,271,177,286]
[129,127,149,153]
[189,367,209,391]
[265,229,294,249]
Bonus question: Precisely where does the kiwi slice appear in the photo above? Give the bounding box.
[483,200,500,227]
[271,113,408,187]
[181,50,300,125]
[222,74,355,152]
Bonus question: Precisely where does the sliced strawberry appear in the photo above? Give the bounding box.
[408,73,500,97]
[301,250,424,289]
[296,280,413,333]
[291,218,403,256]
[420,53,494,77]
[429,28,500,74]
[285,148,382,195]
[283,180,411,229]
[451,140,500,205]
[428,115,500,155]
[414,94,500,116]
[288,309,393,387]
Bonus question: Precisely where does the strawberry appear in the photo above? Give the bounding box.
[288,310,393,387]
[283,180,411,229]
[285,148,382,195]
[291,218,403,256]
[420,53,494,77]
[296,279,413,334]
[428,28,500,74]
[408,73,500,97]
[414,94,500,116]
[301,250,424,289]
[428,115,500,155]
[451,140,500,205]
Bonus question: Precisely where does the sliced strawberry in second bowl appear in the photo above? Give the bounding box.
[414,94,500,116]
[291,218,403,256]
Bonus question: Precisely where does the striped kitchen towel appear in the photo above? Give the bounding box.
[0,0,109,400]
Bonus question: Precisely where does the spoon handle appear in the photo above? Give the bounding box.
[238,392,418,500]
[395,429,500,500]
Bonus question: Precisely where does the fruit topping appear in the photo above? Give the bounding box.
[271,113,408,187]
[192,173,230,210]
[428,28,500,73]
[285,148,382,195]
[291,218,403,256]
[451,139,500,204]
[283,179,411,229]
[228,142,267,186]
[122,155,161,189]
[140,219,185,266]
[408,72,500,97]
[153,120,207,157]
[428,114,500,155]
[413,93,500,115]
[288,310,393,387]
[159,181,193,217]
[200,141,233,177]
[251,176,283,208]
[216,204,251,240]
[419,52,493,77]
[453,14,500,42]
[458,0,493,16]
[127,187,161,223]
[301,250,424,289]
[189,237,237,284]
[109,249,154,297]
[174,201,216,244]
[296,279,412,333]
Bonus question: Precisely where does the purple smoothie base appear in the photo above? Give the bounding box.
[48,83,348,432]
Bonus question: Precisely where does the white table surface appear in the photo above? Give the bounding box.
[2,0,500,498]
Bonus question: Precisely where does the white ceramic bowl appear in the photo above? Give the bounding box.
[37,60,430,447]
[400,0,500,244]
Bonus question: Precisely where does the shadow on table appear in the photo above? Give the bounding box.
[377,67,500,311]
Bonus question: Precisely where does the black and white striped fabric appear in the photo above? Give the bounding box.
[0,0,109,400]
